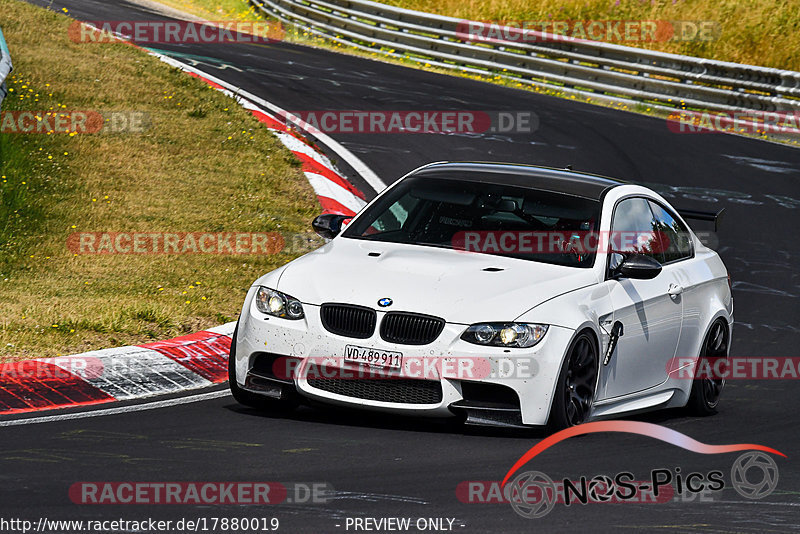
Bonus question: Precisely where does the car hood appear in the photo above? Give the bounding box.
[267,237,598,324]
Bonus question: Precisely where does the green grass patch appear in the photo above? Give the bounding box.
[156,0,264,21]
[381,0,799,71]
[0,0,321,361]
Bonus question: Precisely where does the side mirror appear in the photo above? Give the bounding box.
[312,213,350,239]
[614,253,662,280]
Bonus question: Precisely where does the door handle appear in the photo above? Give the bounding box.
[668,283,684,298]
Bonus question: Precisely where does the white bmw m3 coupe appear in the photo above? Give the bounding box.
[229,162,732,430]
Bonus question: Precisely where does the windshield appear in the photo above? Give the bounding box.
[342,174,601,268]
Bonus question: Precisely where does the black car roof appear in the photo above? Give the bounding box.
[412,162,624,200]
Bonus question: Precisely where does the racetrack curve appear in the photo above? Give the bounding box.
[5,1,800,531]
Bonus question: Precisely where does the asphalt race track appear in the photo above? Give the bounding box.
[5,1,800,531]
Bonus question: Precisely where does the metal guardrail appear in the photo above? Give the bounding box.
[250,0,800,113]
[0,26,12,108]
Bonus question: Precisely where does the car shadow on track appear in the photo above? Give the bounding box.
[221,400,698,440]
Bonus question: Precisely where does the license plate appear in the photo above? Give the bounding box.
[344,345,403,370]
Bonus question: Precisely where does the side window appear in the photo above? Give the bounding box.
[648,201,693,263]
[610,198,661,261]
[365,193,418,234]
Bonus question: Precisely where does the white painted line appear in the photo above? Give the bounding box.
[0,390,231,427]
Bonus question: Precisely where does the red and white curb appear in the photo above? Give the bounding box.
[0,35,385,416]
[236,99,367,216]
[0,323,235,415]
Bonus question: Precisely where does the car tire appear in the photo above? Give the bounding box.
[547,331,598,432]
[687,319,728,416]
[228,324,298,413]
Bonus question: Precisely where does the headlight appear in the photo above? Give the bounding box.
[461,323,548,348]
[255,287,305,320]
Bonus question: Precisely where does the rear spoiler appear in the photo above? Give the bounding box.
[677,208,725,232]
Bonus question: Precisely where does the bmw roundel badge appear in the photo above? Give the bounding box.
[377,297,393,307]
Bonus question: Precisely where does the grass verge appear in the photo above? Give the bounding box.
[381,0,799,72]
[153,0,262,21]
[0,0,321,361]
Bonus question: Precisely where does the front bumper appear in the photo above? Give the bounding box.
[232,286,575,426]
